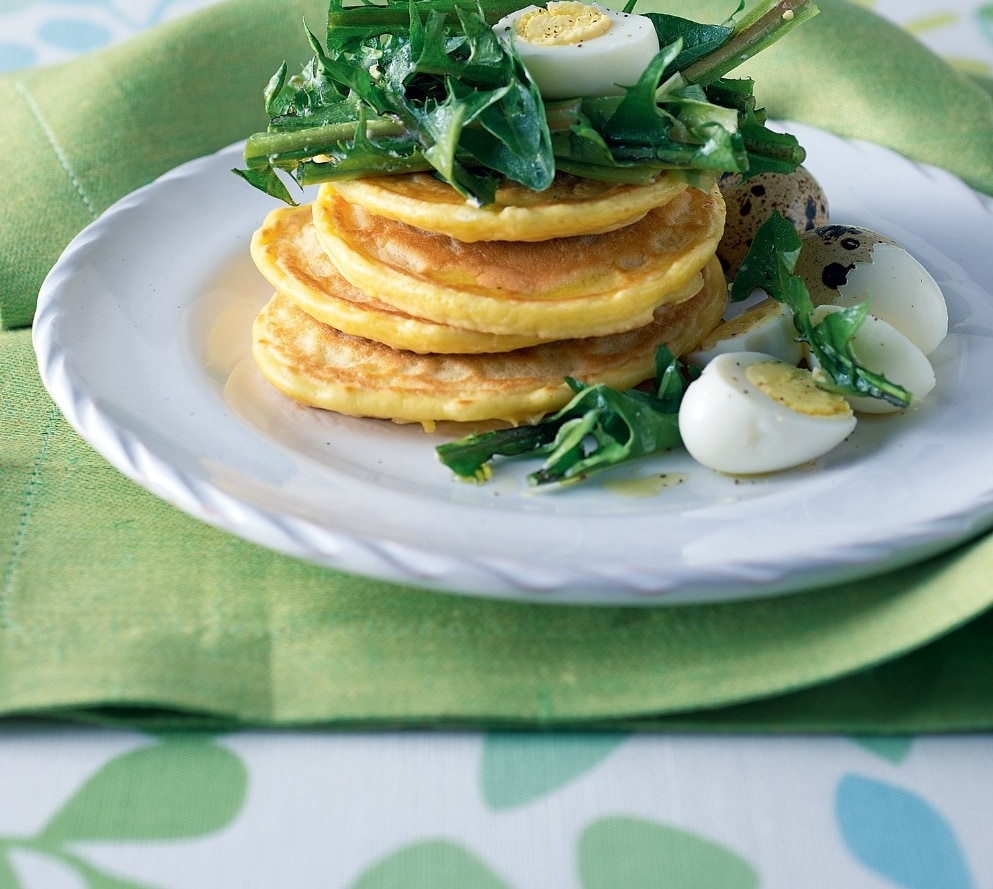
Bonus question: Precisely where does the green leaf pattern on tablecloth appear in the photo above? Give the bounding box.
[851,735,915,763]
[578,817,759,889]
[480,733,628,809]
[349,840,511,889]
[0,735,247,889]
[348,732,981,888]
[344,732,764,886]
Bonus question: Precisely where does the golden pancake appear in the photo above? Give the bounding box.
[323,171,693,242]
[251,257,726,426]
[251,205,549,354]
[313,183,726,340]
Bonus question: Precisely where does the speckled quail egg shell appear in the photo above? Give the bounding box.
[810,305,936,414]
[718,166,830,279]
[796,225,948,355]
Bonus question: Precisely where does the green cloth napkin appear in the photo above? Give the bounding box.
[2,0,993,732]
[4,324,993,731]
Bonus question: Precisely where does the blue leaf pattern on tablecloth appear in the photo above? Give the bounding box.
[835,774,974,889]
[0,0,182,71]
[0,41,35,69]
[38,18,112,52]
[978,5,993,45]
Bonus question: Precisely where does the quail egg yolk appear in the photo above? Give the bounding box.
[513,2,612,45]
[495,2,660,100]
[746,361,852,418]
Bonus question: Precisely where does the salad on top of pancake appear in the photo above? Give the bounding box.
[236,0,815,206]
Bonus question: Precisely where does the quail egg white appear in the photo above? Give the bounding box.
[678,351,857,475]
[493,2,660,100]
[796,225,948,355]
[718,166,830,279]
[809,305,936,414]
[688,296,804,368]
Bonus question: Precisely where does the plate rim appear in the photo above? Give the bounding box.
[31,125,993,605]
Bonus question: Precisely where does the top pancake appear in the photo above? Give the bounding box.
[250,205,551,354]
[324,172,693,242]
[313,183,727,340]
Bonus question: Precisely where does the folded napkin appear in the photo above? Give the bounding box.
[2,0,993,732]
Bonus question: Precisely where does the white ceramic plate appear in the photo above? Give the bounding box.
[32,123,993,605]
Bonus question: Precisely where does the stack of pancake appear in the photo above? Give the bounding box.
[249,171,728,428]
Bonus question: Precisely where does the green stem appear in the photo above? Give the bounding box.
[327,0,524,30]
[295,153,435,184]
[553,158,670,184]
[681,0,819,85]
[741,129,808,165]
[243,119,406,169]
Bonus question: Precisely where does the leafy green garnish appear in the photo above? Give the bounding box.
[236,0,817,204]
[732,211,913,408]
[436,346,698,485]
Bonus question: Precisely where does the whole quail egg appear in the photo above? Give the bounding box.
[717,166,830,279]
[795,225,948,355]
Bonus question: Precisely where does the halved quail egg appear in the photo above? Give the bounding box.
[688,296,804,368]
[796,225,948,355]
[678,351,857,475]
[809,305,936,414]
[493,2,660,100]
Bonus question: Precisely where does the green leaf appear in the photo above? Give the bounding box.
[0,851,21,889]
[436,421,561,481]
[579,817,760,889]
[530,383,683,486]
[731,208,803,304]
[351,840,510,889]
[57,852,161,889]
[458,69,554,191]
[655,344,700,407]
[599,44,683,149]
[480,733,628,809]
[231,165,298,205]
[40,738,248,843]
[437,346,692,486]
[851,735,914,764]
[645,14,734,74]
